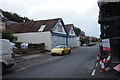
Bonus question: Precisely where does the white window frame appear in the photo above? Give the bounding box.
[38,25,46,32]
[58,24,62,32]
[71,28,73,34]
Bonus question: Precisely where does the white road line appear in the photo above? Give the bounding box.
[16,67,26,72]
[91,69,96,76]
[96,63,98,67]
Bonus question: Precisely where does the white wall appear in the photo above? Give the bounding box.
[76,37,81,47]
[98,0,120,2]
[14,31,52,50]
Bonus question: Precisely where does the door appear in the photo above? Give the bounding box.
[52,36,58,48]
[71,38,73,48]
[64,45,69,53]
[58,37,66,45]
[58,37,62,45]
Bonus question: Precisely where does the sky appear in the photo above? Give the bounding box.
[0,0,100,38]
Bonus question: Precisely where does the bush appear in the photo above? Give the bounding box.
[28,43,45,52]
[2,30,17,42]
[80,44,83,46]
[15,42,21,48]
[14,42,45,53]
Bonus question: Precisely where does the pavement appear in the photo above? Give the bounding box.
[14,52,51,63]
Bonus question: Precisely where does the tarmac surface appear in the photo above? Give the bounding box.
[2,45,120,79]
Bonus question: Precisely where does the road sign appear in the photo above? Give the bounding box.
[102,39,111,52]
[114,64,120,72]
[98,40,100,44]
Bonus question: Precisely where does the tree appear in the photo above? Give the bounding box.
[91,38,98,42]
[75,27,81,37]
[2,9,32,22]
[85,36,90,45]
[80,37,86,45]
[2,30,17,42]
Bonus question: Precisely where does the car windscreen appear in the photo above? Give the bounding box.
[56,45,63,48]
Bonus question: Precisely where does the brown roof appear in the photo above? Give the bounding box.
[7,18,61,33]
[65,24,73,32]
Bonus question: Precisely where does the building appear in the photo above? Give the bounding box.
[0,9,8,38]
[7,18,77,50]
[0,9,8,31]
[65,24,77,48]
[98,0,120,62]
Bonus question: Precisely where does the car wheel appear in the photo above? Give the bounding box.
[51,54,54,56]
[68,50,71,54]
[61,51,64,55]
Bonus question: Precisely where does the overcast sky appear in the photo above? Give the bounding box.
[0,0,100,38]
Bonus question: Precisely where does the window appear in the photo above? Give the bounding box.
[58,24,62,32]
[38,25,46,31]
[64,45,68,48]
[56,45,63,48]
[71,28,73,34]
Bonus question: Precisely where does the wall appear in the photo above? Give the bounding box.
[14,31,52,50]
[76,37,81,47]
[53,22,67,34]
[98,0,120,3]
[69,27,76,36]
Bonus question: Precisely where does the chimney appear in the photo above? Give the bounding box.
[23,20,25,22]
[0,9,2,13]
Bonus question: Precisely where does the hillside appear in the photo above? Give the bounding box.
[1,9,33,22]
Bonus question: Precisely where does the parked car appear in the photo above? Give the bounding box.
[88,42,96,46]
[0,39,14,74]
[51,45,71,55]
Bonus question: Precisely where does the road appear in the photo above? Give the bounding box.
[2,45,120,78]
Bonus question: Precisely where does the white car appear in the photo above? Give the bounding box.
[0,39,14,74]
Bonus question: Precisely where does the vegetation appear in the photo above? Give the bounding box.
[2,30,17,42]
[91,38,98,42]
[75,27,81,37]
[80,37,90,46]
[1,9,32,22]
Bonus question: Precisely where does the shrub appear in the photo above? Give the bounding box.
[2,30,17,42]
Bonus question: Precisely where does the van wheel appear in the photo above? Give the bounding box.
[2,63,6,74]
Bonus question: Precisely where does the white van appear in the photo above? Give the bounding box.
[0,39,14,73]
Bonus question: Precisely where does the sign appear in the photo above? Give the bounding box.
[114,64,120,72]
[98,40,100,44]
[102,39,111,51]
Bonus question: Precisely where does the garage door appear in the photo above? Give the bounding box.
[52,36,58,48]
[58,37,66,45]
[68,38,71,48]
[52,36,67,48]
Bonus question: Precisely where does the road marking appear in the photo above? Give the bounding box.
[16,67,26,72]
[91,69,96,76]
[96,63,98,67]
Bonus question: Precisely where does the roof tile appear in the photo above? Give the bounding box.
[7,18,61,33]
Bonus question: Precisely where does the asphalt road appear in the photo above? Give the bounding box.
[3,45,119,78]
